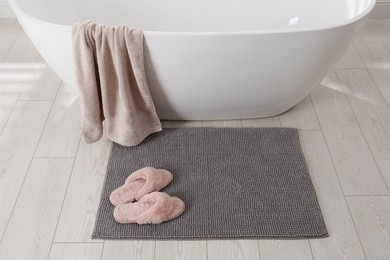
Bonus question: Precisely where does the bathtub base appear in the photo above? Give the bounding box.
[155,101,297,120]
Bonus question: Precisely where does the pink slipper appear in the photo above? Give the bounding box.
[113,192,185,224]
[109,167,173,206]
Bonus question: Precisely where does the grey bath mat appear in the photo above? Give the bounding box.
[93,128,328,239]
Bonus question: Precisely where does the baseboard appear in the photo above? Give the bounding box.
[0,1,14,18]
[0,1,389,19]
[370,2,390,18]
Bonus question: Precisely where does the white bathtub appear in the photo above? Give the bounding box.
[9,0,375,120]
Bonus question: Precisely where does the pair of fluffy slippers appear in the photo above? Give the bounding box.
[110,167,185,224]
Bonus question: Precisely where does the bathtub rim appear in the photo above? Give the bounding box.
[8,0,376,35]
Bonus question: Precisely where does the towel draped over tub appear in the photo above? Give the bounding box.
[72,21,162,146]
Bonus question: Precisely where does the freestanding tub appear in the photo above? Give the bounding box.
[9,0,375,120]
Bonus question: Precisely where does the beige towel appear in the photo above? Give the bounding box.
[72,21,162,146]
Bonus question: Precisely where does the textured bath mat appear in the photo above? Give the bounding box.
[93,128,328,239]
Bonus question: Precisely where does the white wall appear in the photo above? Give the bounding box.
[0,0,389,18]
[371,0,390,19]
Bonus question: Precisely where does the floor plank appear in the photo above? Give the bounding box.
[0,57,37,134]
[155,241,206,260]
[0,159,74,259]
[162,120,202,128]
[335,45,366,69]
[336,68,390,191]
[258,240,313,260]
[299,131,366,260]
[0,19,21,61]
[202,120,242,127]
[54,137,111,242]
[207,240,260,260]
[279,96,320,130]
[6,30,39,58]
[34,83,82,158]
[102,240,155,260]
[354,20,390,108]
[377,19,390,49]
[367,66,390,110]
[241,116,281,127]
[0,101,51,238]
[49,243,103,260]
[18,56,62,101]
[311,70,388,195]
[347,196,390,260]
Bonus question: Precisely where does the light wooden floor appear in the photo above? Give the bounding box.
[0,18,390,260]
